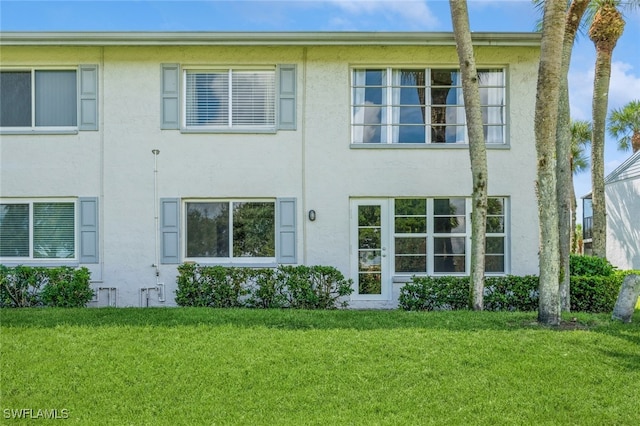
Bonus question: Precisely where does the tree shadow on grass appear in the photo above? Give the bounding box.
[2,307,640,334]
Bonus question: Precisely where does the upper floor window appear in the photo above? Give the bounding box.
[0,65,98,132]
[184,69,276,130]
[0,70,76,128]
[352,68,505,145]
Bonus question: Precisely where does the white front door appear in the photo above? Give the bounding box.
[351,199,391,300]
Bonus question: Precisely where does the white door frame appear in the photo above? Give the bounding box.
[350,198,392,301]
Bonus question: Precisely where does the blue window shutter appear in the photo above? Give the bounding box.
[78,65,98,130]
[161,198,180,264]
[78,197,99,263]
[276,198,297,264]
[161,64,180,129]
[277,64,296,130]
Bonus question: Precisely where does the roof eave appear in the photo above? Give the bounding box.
[0,31,542,47]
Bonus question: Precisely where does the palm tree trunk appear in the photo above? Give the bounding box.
[450,0,488,310]
[557,0,589,312]
[589,2,625,259]
[590,47,610,259]
[535,0,566,326]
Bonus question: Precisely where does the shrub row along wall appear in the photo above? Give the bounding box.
[0,265,94,308]
[176,263,354,309]
[399,273,630,313]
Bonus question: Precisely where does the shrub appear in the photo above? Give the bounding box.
[175,264,248,308]
[569,255,615,276]
[570,273,622,313]
[175,264,353,309]
[483,275,539,312]
[279,265,354,309]
[0,265,93,308]
[398,276,469,311]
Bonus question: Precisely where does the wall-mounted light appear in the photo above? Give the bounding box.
[308,209,316,221]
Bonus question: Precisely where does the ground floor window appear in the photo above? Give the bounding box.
[0,200,75,259]
[185,200,275,260]
[393,197,507,275]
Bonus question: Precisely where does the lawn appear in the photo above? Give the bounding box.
[1,308,639,425]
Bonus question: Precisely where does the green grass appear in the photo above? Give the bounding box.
[1,308,639,425]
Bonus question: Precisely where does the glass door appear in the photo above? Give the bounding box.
[351,199,390,300]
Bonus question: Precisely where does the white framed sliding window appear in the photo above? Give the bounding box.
[352,67,506,145]
[0,199,76,261]
[183,68,276,130]
[0,65,98,133]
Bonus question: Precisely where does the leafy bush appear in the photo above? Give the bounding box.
[0,265,93,308]
[483,275,539,312]
[569,255,615,276]
[570,273,622,313]
[399,272,626,313]
[176,264,353,309]
[175,263,249,308]
[398,276,469,311]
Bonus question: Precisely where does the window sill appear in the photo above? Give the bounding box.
[179,127,278,135]
[351,143,510,149]
[0,129,79,136]
[0,260,80,268]
[182,260,278,268]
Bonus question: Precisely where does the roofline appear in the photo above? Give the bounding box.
[0,31,542,47]
[604,150,640,184]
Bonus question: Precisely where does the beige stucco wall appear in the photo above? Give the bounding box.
[0,42,541,307]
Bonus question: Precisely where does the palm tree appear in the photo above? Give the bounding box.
[555,0,590,312]
[570,120,591,253]
[535,0,567,326]
[588,0,626,258]
[449,0,488,310]
[608,100,640,153]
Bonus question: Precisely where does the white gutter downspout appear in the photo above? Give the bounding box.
[142,148,165,306]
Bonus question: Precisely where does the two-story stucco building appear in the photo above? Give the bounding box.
[0,32,541,307]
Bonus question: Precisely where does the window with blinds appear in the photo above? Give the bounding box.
[185,69,275,128]
[0,70,77,128]
[0,201,75,259]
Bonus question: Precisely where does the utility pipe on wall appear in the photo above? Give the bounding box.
[148,149,166,305]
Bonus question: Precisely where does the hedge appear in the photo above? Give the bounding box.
[399,273,626,313]
[175,263,353,309]
[0,265,94,308]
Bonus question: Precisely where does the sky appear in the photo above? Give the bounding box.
[1,0,639,222]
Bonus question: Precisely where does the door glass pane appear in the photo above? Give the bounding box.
[186,202,229,257]
[232,202,275,257]
[0,72,31,127]
[33,203,75,259]
[0,204,29,257]
[358,205,382,295]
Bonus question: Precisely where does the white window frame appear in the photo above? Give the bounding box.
[0,67,78,132]
[391,197,509,277]
[182,66,276,132]
[351,67,506,145]
[0,198,78,263]
[182,198,277,265]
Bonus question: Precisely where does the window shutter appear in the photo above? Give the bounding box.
[277,64,296,130]
[161,64,180,129]
[78,65,98,130]
[160,198,180,264]
[78,197,99,263]
[276,198,297,264]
